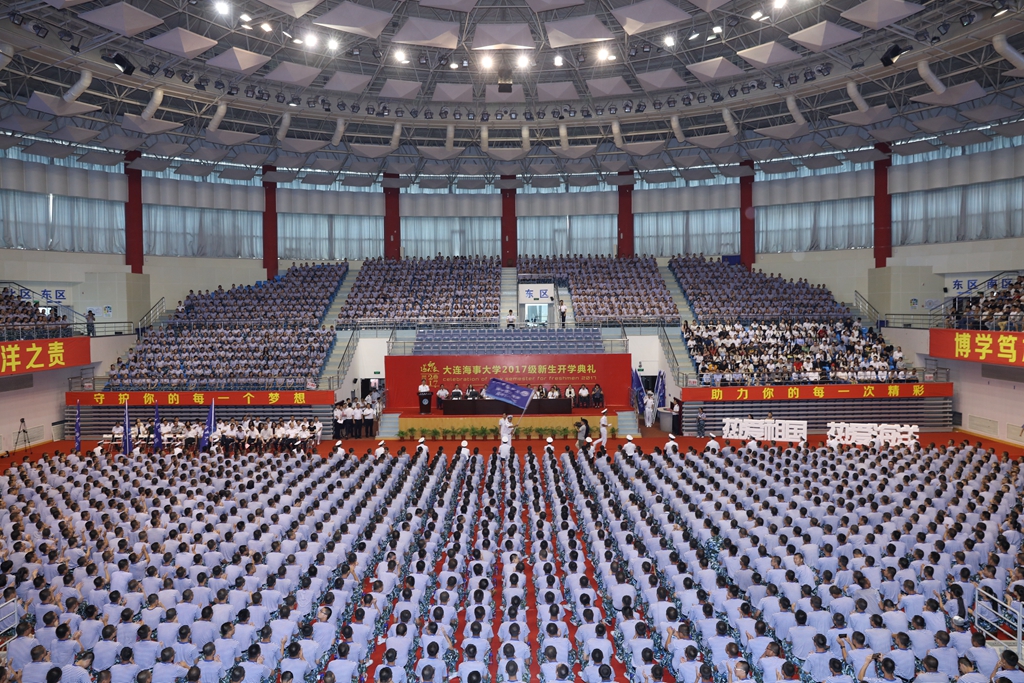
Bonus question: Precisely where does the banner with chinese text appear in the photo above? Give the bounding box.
[65,390,335,407]
[681,383,953,402]
[930,328,1024,367]
[385,353,632,412]
[0,338,90,378]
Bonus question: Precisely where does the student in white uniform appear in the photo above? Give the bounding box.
[623,435,637,456]
[705,433,721,452]
[498,436,512,459]
[597,410,609,449]
[644,392,656,428]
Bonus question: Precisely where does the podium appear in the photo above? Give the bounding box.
[418,392,432,414]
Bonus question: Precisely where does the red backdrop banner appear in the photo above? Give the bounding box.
[385,353,633,412]
[681,382,953,402]
[66,390,335,406]
[0,337,90,378]
[930,328,1024,367]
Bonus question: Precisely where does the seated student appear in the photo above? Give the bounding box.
[110,649,140,683]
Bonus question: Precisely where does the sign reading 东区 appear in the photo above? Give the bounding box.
[723,418,808,443]
[518,283,554,303]
[827,422,919,446]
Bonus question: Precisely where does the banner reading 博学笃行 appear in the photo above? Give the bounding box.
[930,328,1024,367]
[384,353,632,412]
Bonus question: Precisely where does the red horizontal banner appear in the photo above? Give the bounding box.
[65,390,335,407]
[0,337,90,378]
[385,353,632,412]
[681,383,953,402]
[930,328,1024,367]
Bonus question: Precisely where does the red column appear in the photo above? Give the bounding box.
[739,159,755,271]
[383,172,401,260]
[617,170,634,257]
[262,165,278,279]
[123,150,143,274]
[500,175,517,267]
[873,143,892,268]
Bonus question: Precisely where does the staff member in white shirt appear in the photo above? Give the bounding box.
[597,409,609,448]
[435,384,450,409]
[559,300,567,327]
[332,404,343,440]
[506,310,517,329]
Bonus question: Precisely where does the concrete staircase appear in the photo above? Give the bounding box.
[378,413,400,438]
[616,410,639,436]
[319,263,362,385]
[500,267,518,327]
[657,263,697,380]
[560,290,577,326]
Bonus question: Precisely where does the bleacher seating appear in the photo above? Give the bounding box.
[412,327,604,355]
[337,256,500,325]
[947,274,1023,330]
[0,286,72,340]
[106,263,346,390]
[517,255,678,324]
[669,254,847,321]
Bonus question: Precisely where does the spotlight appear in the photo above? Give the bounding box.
[681,94,691,106]
[8,11,23,25]
[803,69,815,82]
[510,110,518,119]
[337,99,346,111]
[260,90,269,101]
[994,0,1009,16]
[395,107,403,117]
[535,109,545,119]
[666,96,677,108]
[453,108,460,120]
[480,111,489,122]
[323,100,331,112]
[629,46,637,57]
[227,84,239,96]
[181,71,195,84]
[607,105,617,115]
[307,97,316,108]
[351,47,359,56]
[410,108,419,118]
[728,86,738,97]
[931,35,941,44]
[395,49,407,63]
[372,48,382,60]
[462,59,469,67]
[960,11,975,25]
[495,111,503,120]
[524,110,533,121]
[103,53,135,76]
[350,103,359,113]
[711,91,723,102]
[726,17,739,26]
[32,24,48,38]
[880,42,910,67]
[642,43,651,53]
[915,29,930,42]
[419,53,428,65]
[245,86,255,98]
[140,62,160,76]
[696,93,706,103]
[653,99,663,110]
[581,107,591,118]
[365,104,375,115]
[787,72,798,85]
[439,55,449,66]
[423,108,433,120]
[195,80,207,91]
[466,110,475,120]
[635,100,646,113]
[449,62,458,69]
[576,51,585,63]
[379,104,388,116]
[817,62,832,76]
[215,79,226,90]
[773,76,784,88]
[59,29,74,42]
[440,106,449,119]
[623,99,633,113]
[276,92,286,103]
[741,84,750,95]
[756,79,766,90]
[937,21,950,34]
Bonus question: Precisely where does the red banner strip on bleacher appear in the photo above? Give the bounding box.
[681,383,953,402]
[930,328,1024,367]
[0,337,90,378]
[65,390,336,406]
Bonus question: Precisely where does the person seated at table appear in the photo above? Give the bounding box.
[436,384,450,408]
[578,385,590,407]
[565,385,575,404]
[466,384,480,400]
[450,384,463,400]
[547,386,560,399]
[592,384,604,407]
[533,386,545,399]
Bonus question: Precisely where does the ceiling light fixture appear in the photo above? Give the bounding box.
[689,32,699,40]
[481,55,493,68]
[304,33,317,46]
[261,22,272,31]
[993,0,1009,16]
[598,47,609,60]
[711,91,723,102]
[244,86,255,98]
[328,38,339,50]
[140,61,159,76]
[773,76,784,88]
[751,9,763,19]
[706,34,716,40]
[365,104,375,115]
[623,99,633,113]
[773,0,786,7]
[664,35,675,46]
[181,71,195,84]
[959,11,975,25]
[576,51,585,63]
[8,12,23,25]
[666,96,677,107]
[214,1,230,14]
[350,103,359,113]
[239,12,251,21]
[240,23,252,29]
[880,42,910,66]
[681,94,692,106]
[102,52,135,75]
[480,111,489,122]
[337,99,346,110]
[696,92,706,103]
[33,23,49,38]
[937,21,950,34]
[276,92,286,103]
[728,86,738,97]
[215,79,225,89]
[554,54,563,66]
[164,68,176,78]
[395,49,407,62]
[517,54,529,68]
[419,53,428,64]
[292,37,302,44]
[607,105,617,114]
[59,29,74,42]
[449,61,458,69]
[787,72,798,84]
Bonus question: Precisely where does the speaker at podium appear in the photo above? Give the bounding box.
[418,391,432,414]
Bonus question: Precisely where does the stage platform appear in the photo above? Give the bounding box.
[392,410,620,438]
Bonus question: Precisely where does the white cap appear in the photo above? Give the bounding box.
[336,441,343,447]
[601,409,608,414]
[626,435,633,441]
[546,437,553,444]
[668,434,676,440]
[709,433,716,438]
[585,437,593,443]
[460,440,468,447]
[502,436,509,443]
[378,440,385,446]
[418,437,425,444]
[173,447,183,455]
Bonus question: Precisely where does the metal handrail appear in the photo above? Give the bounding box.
[387,338,629,356]
[973,586,1023,661]
[0,281,88,323]
[138,297,166,330]
[100,376,322,391]
[678,365,948,388]
[657,323,686,388]
[931,269,1022,313]
[854,291,881,327]
[0,321,135,339]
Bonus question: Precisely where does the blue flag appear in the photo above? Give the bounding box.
[631,369,645,411]
[122,402,131,455]
[153,402,162,452]
[199,400,215,451]
[74,401,81,453]
[654,371,666,409]
[483,378,532,411]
